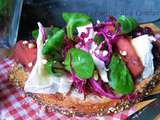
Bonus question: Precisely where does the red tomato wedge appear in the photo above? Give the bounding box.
[11,40,37,72]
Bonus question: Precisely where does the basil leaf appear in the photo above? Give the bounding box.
[44,59,54,75]
[42,29,64,55]
[109,54,134,94]
[52,27,60,35]
[44,59,65,75]
[45,27,60,38]
[116,15,137,34]
[62,12,92,39]
[94,35,108,50]
[64,48,94,79]
[32,27,60,40]
[94,35,104,45]
[32,30,39,40]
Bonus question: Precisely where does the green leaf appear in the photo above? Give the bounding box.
[42,29,64,55]
[109,54,134,94]
[94,35,108,50]
[94,35,104,45]
[64,48,94,79]
[62,12,92,39]
[44,59,65,75]
[32,30,39,40]
[52,27,60,35]
[44,59,54,75]
[32,27,60,40]
[116,15,137,34]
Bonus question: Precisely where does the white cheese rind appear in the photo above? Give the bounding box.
[131,35,155,79]
[77,23,94,41]
[24,22,72,95]
[70,89,84,100]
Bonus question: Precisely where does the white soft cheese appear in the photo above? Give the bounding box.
[77,23,94,41]
[91,53,109,82]
[131,34,155,79]
[77,23,109,82]
[24,22,72,95]
[70,89,84,100]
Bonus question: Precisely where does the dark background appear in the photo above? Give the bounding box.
[18,0,160,39]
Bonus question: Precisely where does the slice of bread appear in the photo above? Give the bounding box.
[9,61,160,117]
[8,24,160,117]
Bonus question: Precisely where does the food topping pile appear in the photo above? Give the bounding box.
[23,12,158,99]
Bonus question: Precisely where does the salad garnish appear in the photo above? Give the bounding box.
[64,48,94,79]
[30,12,155,99]
[42,29,64,55]
[109,54,134,94]
[62,12,92,40]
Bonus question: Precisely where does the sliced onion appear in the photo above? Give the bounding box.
[37,22,46,42]
[63,35,73,58]
[127,93,137,101]
[89,78,121,99]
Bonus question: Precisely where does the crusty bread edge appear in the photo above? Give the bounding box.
[9,62,160,117]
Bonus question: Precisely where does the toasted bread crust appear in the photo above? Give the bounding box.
[9,24,160,116]
[9,63,160,117]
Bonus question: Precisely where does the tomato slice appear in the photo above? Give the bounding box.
[11,40,37,72]
[115,36,144,78]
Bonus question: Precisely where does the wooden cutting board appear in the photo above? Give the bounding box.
[151,83,160,95]
[131,83,160,119]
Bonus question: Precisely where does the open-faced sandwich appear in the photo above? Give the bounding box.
[9,12,160,117]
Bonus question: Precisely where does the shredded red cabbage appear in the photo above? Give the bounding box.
[96,31,112,64]
[76,25,112,63]
[89,78,121,99]
[94,50,107,61]
[93,18,120,64]
[75,27,94,52]
[80,27,91,39]
[63,35,74,58]
[64,17,124,97]
[127,93,138,101]
[94,41,106,57]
